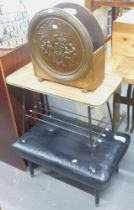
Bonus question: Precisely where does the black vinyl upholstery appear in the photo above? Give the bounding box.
[13,114,130,191]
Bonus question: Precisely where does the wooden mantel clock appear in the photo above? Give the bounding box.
[28,3,105,91]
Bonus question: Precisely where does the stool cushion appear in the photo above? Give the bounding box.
[13,114,130,190]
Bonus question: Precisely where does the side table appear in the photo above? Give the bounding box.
[5,61,131,206]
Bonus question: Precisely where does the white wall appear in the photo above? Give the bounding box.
[23,0,84,19]
[23,0,108,37]
[93,7,108,37]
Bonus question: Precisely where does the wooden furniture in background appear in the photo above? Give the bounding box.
[111,9,134,81]
[112,9,134,57]
[111,9,134,131]
[85,0,97,11]
[0,44,39,170]
[95,0,134,21]
[95,0,134,7]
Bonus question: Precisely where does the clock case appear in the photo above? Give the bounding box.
[28,3,105,91]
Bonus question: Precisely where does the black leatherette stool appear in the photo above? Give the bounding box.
[12,114,130,206]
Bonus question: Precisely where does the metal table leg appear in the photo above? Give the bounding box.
[88,106,96,173]
[113,85,126,132]
[130,87,134,133]
[44,94,50,115]
[106,101,113,129]
[125,84,132,131]
[21,89,26,143]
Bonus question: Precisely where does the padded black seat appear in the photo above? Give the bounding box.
[12,114,130,205]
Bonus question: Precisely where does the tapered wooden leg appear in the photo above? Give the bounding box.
[95,190,100,206]
[28,161,34,177]
[115,166,119,175]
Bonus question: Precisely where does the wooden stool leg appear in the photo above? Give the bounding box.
[28,161,34,177]
[115,166,119,175]
[95,190,100,206]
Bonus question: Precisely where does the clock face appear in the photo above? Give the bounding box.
[28,7,94,81]
[35,18,83,74]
